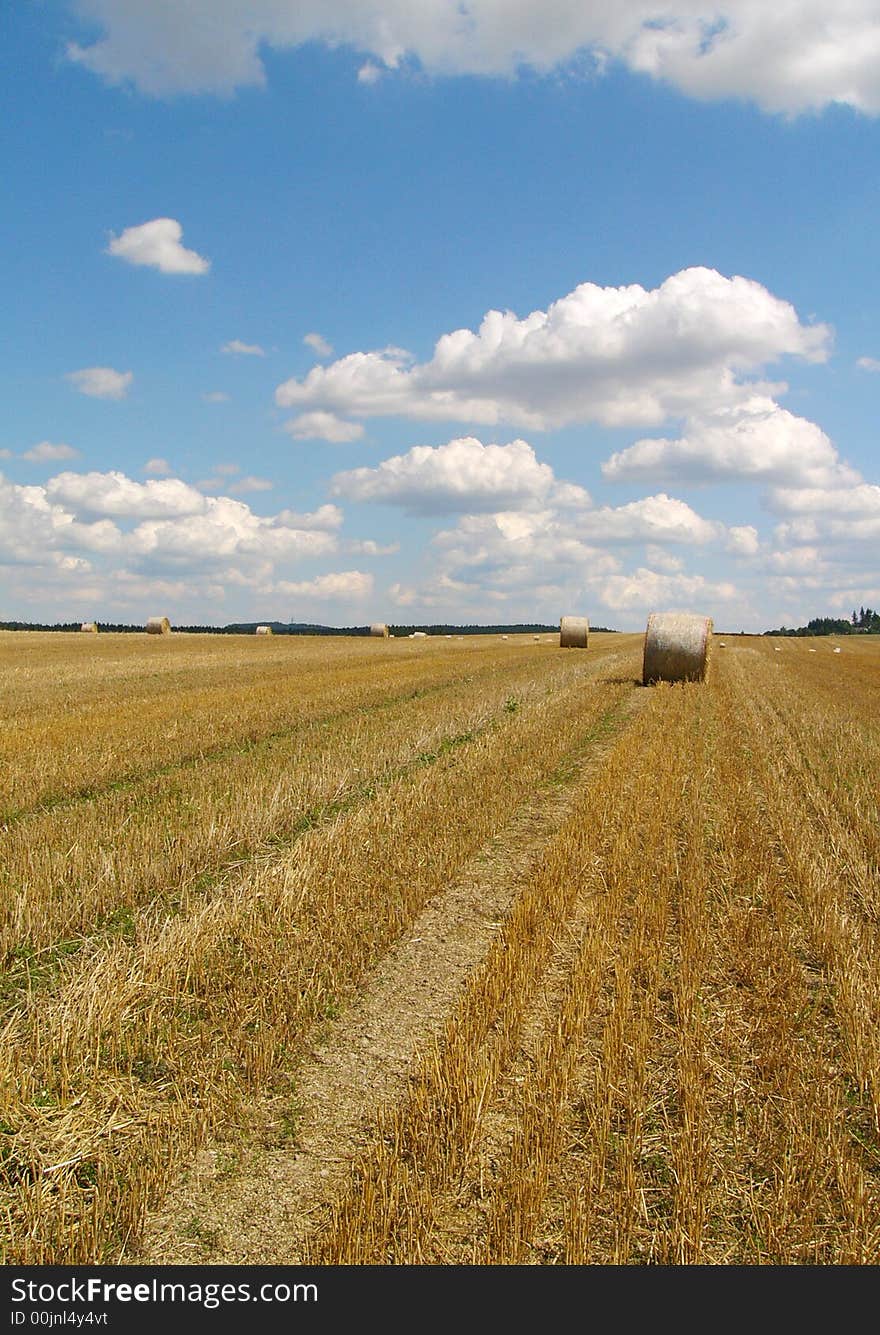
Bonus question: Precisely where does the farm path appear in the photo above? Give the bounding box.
[126,677,648,1265]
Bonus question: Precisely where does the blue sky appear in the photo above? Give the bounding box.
[2,2,879,631]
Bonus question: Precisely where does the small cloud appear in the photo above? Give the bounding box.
[274,570,373,599]
[0,448,11,460]
[856,356,880,372]
[22,441,81,462]
[357,62,383,85]
[66,366,133,400]
[229,475,273,494]
[304,332,334,358]
[106,218,210,275]
[286,411,364,443]
[346,538,400,556]
[222,339,265,357]
[144,458,172,476]
[202,391,230,403]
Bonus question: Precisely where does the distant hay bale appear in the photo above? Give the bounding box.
[255,625,273,636]
[410,631,427,639]
[370,623,390,638]
[642,612,712,684]
[80,622,98,634]
[832,646,841,653]
[559,615,589,648]
[774,646,782,652]
[501,635,509,640]
[145,616,171,635]
[533,635,540,641]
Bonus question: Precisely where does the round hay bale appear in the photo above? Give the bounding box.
[145,616,171,635]
[559,615,589,648]
[80,621,98,634]
[370,622,390,638]
[255,625,273,636]
[410,631,427,639]
[832,646,841,653]
[642,612,712,684]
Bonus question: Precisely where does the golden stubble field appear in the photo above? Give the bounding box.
[1,628,878,1264]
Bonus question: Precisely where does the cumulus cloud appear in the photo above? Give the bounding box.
[357,62,383,85]
[272,570,373,598]
[285,411,365,443]
[601,398,857,489]
[46,470,208,518]
[127,497,339,565]
[106,218,210,275]
[66,2,880,114]
[304,332,334,358]
[331,436,590,515]
[143,457,172,475]
[22,441,81,462]
[276,268,829,432]
[597,568,739,612]
[66,366,133,400]
[222,339,265,356]
[856,356,880,371]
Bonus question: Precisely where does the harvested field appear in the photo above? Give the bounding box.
[0,630,878,1265]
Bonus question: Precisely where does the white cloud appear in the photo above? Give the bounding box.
[357,62,383,85]
[229,475,273,494]
[272,570,374,599]
[106,218,210,275]
[144,457,172,475]
[203,391,231,403]
[66,3,880,114]
[222,339,265,356]
[0,450,11,460]
[276,268,829,432]
[127,497,339,565]
[767,482,880,516]
[46,470,208,518]
[66,366,133,400]
[597,568,739,612]
[575,494,723,546]
[331,436,590,515]
[304,332,334,358]
[274,503,344,531]
[346,538,400,555]
[601,398,857,489]
[726,525,760,556]
[22,441,81,462]
[856,356,880,371]
[286,411,365,443]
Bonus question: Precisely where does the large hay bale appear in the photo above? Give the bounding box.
[559,615,589,648]
[145,616,171,635]
[80,622,98,634]
[255,625,273,636]
[642,612,712,684]
[370,623,390,638]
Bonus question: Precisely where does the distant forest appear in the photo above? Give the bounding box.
[0,620,617,636]
[763,607,880,637]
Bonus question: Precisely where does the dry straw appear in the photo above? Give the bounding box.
[370,623,390,638]
[79,622,98,634]
[145,616,171,635]
[642,611,713,684]
[255,625,273,636]
[559,616,589,648]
